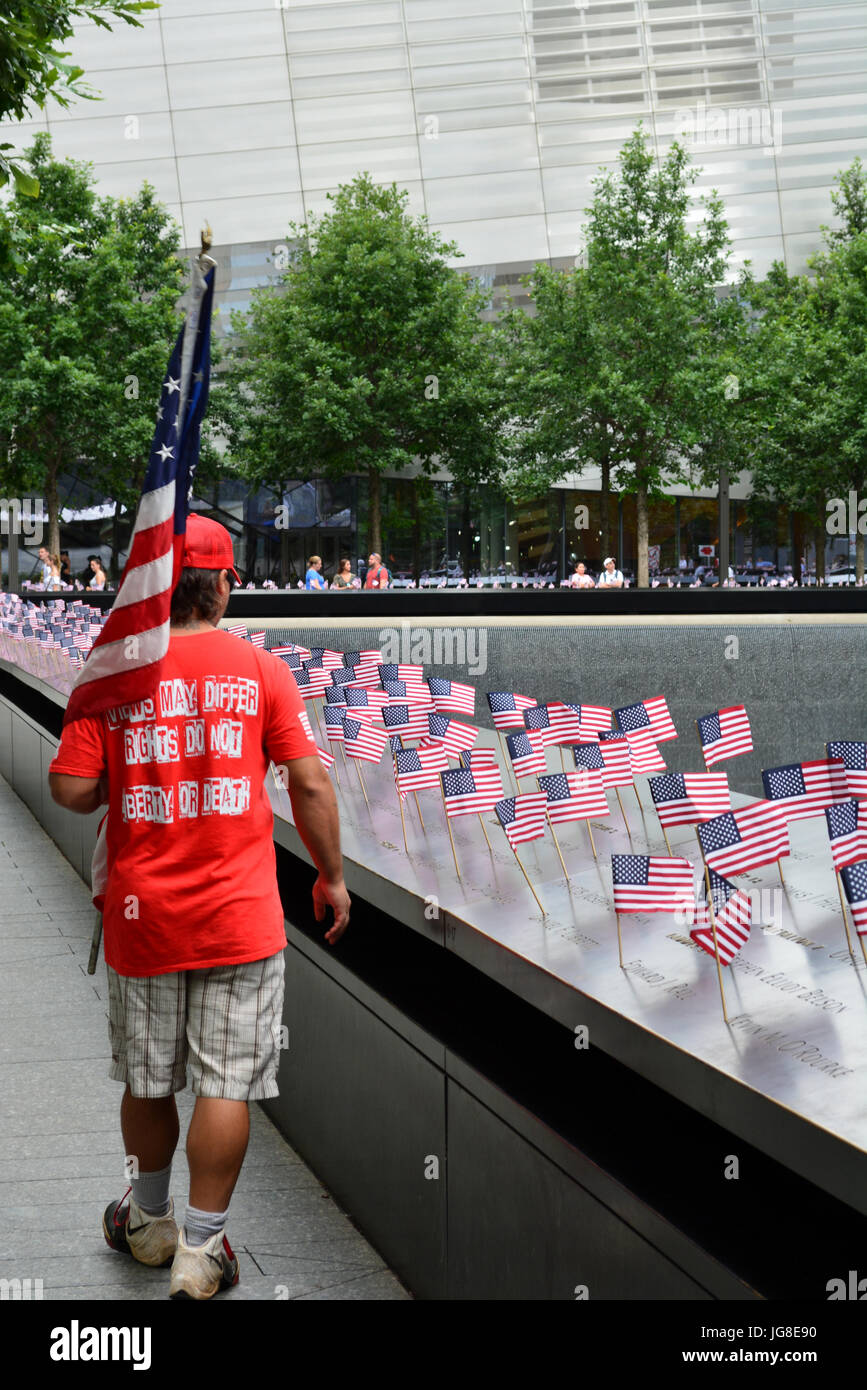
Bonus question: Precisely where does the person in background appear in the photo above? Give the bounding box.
[88,558,107,591]
[80,554,99,586]
[47,552,63,590]
[363,553,389,589]
[570,561,595,590]
[304,555,326,591]
[330,558,355,590]
[597,557,624,589]
[59,551,72,584]
[36,545,53,586]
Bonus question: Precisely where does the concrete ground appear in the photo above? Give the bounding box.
[0,774,411,1302]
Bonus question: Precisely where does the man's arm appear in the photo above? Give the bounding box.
[275,754,350,945]
[49,772,108,815]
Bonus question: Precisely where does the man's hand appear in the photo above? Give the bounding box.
[313,874,351,945]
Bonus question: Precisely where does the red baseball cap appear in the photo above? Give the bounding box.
[181,514,241,584]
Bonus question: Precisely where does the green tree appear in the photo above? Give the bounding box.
[216,174,503,568]
[0,133,185,567]
[0,1,155,202]
[507,127,738,586]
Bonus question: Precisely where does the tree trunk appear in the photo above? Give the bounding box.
[46,459,60,561]
[636,481,649,588]
[111,501,121,585]
[411,485,421,585]
[460,486,472,581]
[791,511,803,584]
[368,466,381,557]
[813,523,826,583]
[599,452,611,560]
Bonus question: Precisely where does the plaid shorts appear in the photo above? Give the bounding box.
[106,950,286,1101]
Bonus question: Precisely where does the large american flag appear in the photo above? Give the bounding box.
[538,770,608,822]
[697,801,790,876]
[382,678,433,706]
[506,730,546,778]
[523,704,583,748]
[761,758,847,823]
[486,691,537,729]
[615,696,677,744]
[427,677,475,716]
[697,705,753,767]
[690,868,751,964]
[343,715,387,763]
[382,703,429,740]
[442,766,504,817]
[827,741,867,800]
[840,858,867,934]
[825,800,867,872]
[426,712,479,756]
[494,793,548,847]
[62,263,215,727]
[394,745,449,799]
[611,854,694,913]
[594,733,634,788]
[648,772,731,827]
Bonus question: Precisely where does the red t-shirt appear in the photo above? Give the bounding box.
[48,628,318,978]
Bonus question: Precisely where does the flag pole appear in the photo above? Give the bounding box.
[661,825,673,856]
[835,870,856,956]
[696,718,709,773]
[615,786,631,836]
[510,845,545,914]
[413,791,426,831]
[477,813,492,852]
[700,849,729,1024]
[559,745,566,773]
[633,779,645,811]
[393,754,408,853]
[547,818,569,879]
[501,733,519,792]
[439,784,461,880]
[778,857,786,888]
[331,751,341,789]
[310,699,323,739]
[615,912,624,968]
[585,818,597,860]
[355,759,370,807]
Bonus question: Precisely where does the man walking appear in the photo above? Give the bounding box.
[363,552,389,589]
[47,515,350,1299]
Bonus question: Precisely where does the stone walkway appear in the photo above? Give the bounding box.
[0,775,410,1301]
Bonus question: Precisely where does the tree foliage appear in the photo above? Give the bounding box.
[0,133,185,564]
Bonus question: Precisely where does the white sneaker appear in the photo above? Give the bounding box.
[103,1191,178,1267]
[169,1227,240,1300]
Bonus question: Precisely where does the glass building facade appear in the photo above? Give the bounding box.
[2,0,861,583]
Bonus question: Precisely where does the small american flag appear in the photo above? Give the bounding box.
[621,726,666,774]
[538,770,608,822]
[523,704,583,748]
[649,772,731,827]
[382,703,429,740]
[840,858,867,935]
[330,665,366,688]
[825,800,867,872]
[459,748,500,770]
[761,758,847,823]
[323,706,347,742]
[566,702,612,736]
[594,733,634,788]
[615,696,677,744]
[311,648,346,670]
[378,663,427,699]
[299,663,332,696]
[270,643,312,661]
[690,868,751,964]
[494,793,548,847]
[442,765,505,817]
[394,745,449,799]
[612,854,694,913]
[324,685,347,706]
[344,687,389,715]
[314,744,336,771]
[428,677,475,716]
[382,678,433,705]
[226,624,248,639]
[343,649,383,684]
[249,631,266,648]
[697,705,753,767]
[506,730,546,779]
[343,715,387,764]
[697,802,790,876]
[291,668,325,702]
[389,734,404,754]
[827,742,867,800]
[486,691,537,729]
[426,713,479,757]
